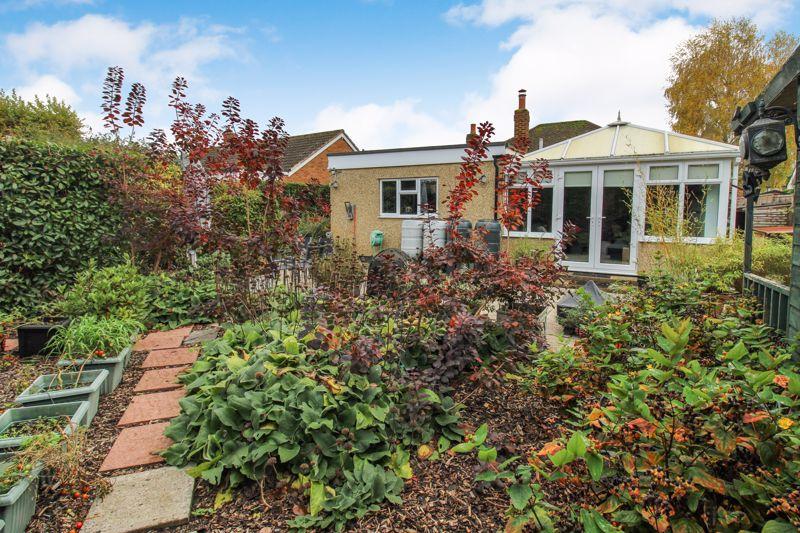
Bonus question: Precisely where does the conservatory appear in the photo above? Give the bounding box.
[518,117,740,275]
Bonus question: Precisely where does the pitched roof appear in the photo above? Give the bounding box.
[522,120,738,162]
[281,129,352,172]
[508,120,601,152]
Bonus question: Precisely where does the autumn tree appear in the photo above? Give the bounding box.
[665,18,797,186]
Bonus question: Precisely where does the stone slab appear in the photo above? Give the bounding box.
[82,467,194,533]
[4,338,18,352]
[100,422,172,472]
[117,389,185,427]
[134,366,188,392]
[183,326,220,346]
[142,347,199,369]
[134,326,193,351]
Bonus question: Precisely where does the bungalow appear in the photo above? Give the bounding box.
[328,91,739,276]
[283,129,358,184]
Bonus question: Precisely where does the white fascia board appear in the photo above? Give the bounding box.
[328,144,506,170]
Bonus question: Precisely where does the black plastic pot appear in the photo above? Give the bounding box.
[16,318,69,357]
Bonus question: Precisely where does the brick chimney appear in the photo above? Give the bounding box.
[466,123,477,143]
[513,89,530,152]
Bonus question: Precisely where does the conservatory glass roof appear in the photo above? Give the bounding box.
[522,118,738,162]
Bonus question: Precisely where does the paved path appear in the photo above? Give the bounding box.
[85,325,215,532]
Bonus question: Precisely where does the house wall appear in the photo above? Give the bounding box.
[287,138,354,185]
[331,161,497,256]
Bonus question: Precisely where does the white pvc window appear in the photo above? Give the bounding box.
[643,163,722,240]
[507,173,555,236]
[380,178,438,217]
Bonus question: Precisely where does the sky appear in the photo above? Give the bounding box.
[0,0,798,149]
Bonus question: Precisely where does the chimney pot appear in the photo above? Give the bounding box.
[518,89,527,110]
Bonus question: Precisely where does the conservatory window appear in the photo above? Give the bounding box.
[644,163,721,239]
[380,178,438,216]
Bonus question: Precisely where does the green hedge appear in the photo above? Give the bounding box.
[0,139,121,311]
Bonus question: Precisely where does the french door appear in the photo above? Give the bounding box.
[559,165,639,274]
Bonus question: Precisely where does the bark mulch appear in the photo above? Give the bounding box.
[0,353,58,410]
[163,378,574,532]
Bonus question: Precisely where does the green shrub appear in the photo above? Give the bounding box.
[523,273,800,531]
[52,261,151,321]
[0,90,83,143]
[48,315,142,360]
[148,269,218,329]
[163,318,462,531]
[0,139,122,311]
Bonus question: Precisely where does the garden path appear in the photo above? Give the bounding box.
[81,325,215,532]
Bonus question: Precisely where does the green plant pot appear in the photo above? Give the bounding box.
[0,402,91,451]
[56,350,127,395]
[15,370,108,425]
[0,453,42,533]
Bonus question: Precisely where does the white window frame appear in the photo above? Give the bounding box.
[504,176,556,238]
[640,160,729,244]
[379,177,439,218]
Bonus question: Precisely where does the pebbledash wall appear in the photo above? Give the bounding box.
[329,146,502,256]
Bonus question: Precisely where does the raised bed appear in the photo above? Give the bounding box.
[16,318,69,357]
[0,401,91,450]
[0,452,42,533]
[56,346,131,395]
[15,370,108,425]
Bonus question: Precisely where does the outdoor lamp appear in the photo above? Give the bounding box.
[740,116,788,171]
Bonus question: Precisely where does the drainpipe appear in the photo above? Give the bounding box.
[492,155,501,220]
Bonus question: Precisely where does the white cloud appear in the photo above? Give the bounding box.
[444,0,793,29]
[17,74,80,105]
[313,99,465,149]
[460,5,701,136]
[6,15,156,72]
[4,14,246,134]
[321,0,795,149]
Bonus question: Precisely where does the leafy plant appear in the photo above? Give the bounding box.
[541,319,800,532]
[162,318,461,531]
[52,261,152,321]
[48,315,142,360]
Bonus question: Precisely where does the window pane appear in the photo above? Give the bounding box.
[420,179,437,213]
[382,181,397,214]
[649,166,678,181]
[529,187,553,232]
[684,184,720,238]
[645,185,679,237]
[400,193,418,215]
[688,164,719,181]
[600,170,633,265]
[400,179,417,191]
[563,172,592,262]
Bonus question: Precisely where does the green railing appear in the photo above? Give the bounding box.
[744,272,790,333]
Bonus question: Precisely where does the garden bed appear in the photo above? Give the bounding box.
[163,379,570,532]
[24,350,148,532]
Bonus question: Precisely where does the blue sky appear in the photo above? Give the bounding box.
[1,0,798,148]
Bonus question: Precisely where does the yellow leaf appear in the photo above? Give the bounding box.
[778,417,794,430]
